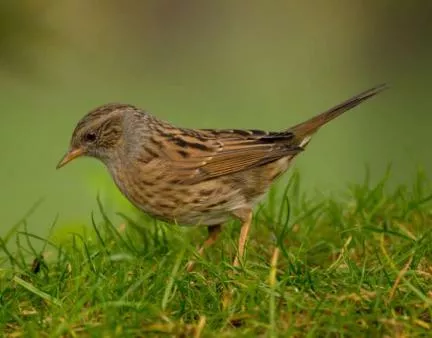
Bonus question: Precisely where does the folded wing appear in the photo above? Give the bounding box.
[151,128,303,183]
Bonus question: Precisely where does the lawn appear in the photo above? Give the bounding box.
[1,170,431,337]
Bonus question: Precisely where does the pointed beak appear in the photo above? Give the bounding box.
[56,148,84,169]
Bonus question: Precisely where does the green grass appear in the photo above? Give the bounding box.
[1,170,431,337]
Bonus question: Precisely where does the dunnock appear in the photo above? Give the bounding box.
[57,84,386,269]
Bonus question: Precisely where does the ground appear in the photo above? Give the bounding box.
[1,171,431,337]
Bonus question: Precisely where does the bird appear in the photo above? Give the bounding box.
[57,84,387,270]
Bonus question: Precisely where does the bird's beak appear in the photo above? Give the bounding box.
[56,148,84,169]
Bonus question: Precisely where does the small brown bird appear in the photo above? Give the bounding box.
[57,84,386,269]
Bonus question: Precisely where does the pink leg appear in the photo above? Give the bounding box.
[233,209,253,267]
[186,224,222,272]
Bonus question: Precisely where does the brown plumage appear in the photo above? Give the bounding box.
[57,84,387,269]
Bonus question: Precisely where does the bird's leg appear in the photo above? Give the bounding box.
[233,209,253,267]
[197,224,222,255]
[186,224,222,272]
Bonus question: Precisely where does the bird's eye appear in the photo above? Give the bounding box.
[84,132,97,143]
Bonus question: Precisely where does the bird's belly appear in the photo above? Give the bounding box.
[110,155,293,227]
[134,189,245,226]
[113,172,247,226]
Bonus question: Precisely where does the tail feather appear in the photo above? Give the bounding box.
[289,84,388,143]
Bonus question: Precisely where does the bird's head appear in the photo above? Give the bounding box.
[57,103,140,169]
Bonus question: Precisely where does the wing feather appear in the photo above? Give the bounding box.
[156,128,302,183]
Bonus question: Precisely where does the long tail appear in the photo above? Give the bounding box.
[289,84,388,145]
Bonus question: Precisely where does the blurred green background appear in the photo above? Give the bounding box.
[1,0,431,236]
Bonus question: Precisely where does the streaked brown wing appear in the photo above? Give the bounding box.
[154,128,303,183]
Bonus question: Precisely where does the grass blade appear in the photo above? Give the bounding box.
[13,275,62,306]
